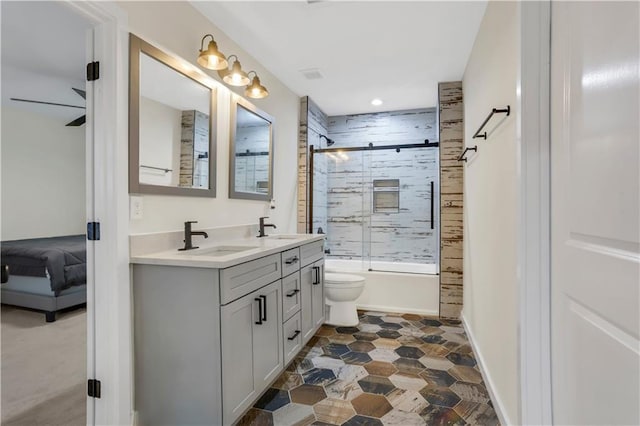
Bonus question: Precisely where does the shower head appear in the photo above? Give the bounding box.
[319,134,335,147]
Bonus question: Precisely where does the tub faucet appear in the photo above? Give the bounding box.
[258,217,277,238]
[178,221,208,251]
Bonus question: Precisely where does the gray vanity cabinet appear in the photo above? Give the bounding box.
[312,260,325,330]
[282,271,301,320]
[221,279,283,423]
[133,265,223,426]
[132,237,324,426]
[300,258,325,344]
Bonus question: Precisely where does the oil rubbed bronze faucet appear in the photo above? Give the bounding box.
[179,221,209,251]
[258,217,276,238]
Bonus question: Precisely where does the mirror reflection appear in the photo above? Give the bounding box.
[129,34,217,197]
[139,53,210,188]
[230,98,274,201]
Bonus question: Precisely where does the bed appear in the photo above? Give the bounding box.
[1,235,87,322]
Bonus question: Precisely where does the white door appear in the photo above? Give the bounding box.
[84,26,97,425]
[551,2,639,425]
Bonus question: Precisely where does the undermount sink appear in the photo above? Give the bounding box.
[184,245,258,256]
[267,235,303,240]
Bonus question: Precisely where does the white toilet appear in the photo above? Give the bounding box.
[324,272,366,326]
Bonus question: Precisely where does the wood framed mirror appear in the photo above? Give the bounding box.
[129,33,217,197]
[229,95,274,201]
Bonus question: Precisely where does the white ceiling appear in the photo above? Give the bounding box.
[1,1,91,121]
[192,1,487,116]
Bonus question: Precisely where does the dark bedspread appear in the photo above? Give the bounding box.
[1,235,86,294]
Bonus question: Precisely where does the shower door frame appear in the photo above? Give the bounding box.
[308,140,440,271]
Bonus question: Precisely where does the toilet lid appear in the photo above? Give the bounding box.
[325,272,365,285]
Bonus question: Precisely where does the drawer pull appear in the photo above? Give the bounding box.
[285,256,299,265]
[286,289,300,297]
[287,330,301,341]
[259,295,267,322]
[254,298,263,325]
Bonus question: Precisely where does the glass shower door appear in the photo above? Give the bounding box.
[312,150,368,268]
[365,146,439,274]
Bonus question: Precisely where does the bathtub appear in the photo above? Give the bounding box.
[325,259,440,317]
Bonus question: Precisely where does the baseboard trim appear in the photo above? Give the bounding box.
[356,304,439,317]
[461,311,514,426]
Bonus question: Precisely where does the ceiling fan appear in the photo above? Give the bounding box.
[10,88,86,126]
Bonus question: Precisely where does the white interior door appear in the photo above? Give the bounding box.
[84,26,97,426]
[551,2,639,425]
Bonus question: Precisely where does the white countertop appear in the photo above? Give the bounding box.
[130,234,325,269]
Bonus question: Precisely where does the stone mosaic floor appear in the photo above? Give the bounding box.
[237,311,500,425]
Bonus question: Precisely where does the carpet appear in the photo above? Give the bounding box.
[1,305,86,425]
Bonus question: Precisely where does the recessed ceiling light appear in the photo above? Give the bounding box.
[371,98,383,106]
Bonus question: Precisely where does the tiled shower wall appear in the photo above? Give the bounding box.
[438,82,464,319]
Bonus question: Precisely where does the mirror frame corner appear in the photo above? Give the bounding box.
[228,95,275,201]
[128,33,218,198]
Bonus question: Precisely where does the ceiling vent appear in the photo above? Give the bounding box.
[300,68,324,80]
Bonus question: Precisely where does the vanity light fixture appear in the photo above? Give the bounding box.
[197,34,228,70]
[245,71,269,99]
[220,55,250,87]
[197,34,270,99]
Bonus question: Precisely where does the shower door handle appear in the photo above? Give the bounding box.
[430,180,435,230]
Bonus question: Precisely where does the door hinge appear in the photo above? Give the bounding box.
[88,379,101,398]
[87,61,100,81]
[87,222,101,241]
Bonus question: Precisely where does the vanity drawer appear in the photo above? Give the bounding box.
[283,311,302,365]
[281,248,301,277]
[220,254,281,305]
[300,240,324,267]
[281,271,301,321]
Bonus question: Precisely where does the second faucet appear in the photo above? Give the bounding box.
[258,217,276,238]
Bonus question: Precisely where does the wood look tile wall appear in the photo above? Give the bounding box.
[297,96,329,233]
[298,97,309,232]
[438,82,464,319]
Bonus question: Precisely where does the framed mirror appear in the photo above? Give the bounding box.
[129,33,217,197]
[229,96,274,201]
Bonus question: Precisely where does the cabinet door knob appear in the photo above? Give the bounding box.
[288,330,301,341]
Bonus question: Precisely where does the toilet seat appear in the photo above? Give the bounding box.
[325,273,365,287]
